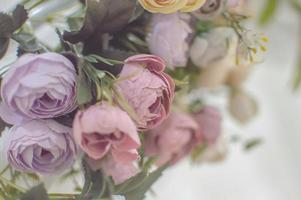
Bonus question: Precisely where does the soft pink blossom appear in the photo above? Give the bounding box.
[73,103,141,184]
[144,112,202,166]
[147,13,192,68]
[117,55,175,131]
[193,106,222,145]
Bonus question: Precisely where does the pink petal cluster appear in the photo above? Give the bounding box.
[73,103,141,184]
[193,106,222,144]
[147,13,192,68]
[144,112,202,166]
[117,55,175,131]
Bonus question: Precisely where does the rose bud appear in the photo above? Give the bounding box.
[138,0,187,14]
[147,13,192,69]
[73,103,141,184]
[193,106,222,145]
[0,53,77,125]
[227,64,254,87]
[229,89,258,124]
[4,120,77,175]
[144,112,202,166]
[189,27,238,89]
[117,55,175,130]
[193,0,223,20]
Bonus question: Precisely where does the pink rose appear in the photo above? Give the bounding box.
[193,106,222,145]
[147,13,192,68]
[73,103,141,184]
[117,55,175,131]
[144,112,202,166]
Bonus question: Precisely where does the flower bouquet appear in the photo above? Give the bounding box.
[0,0,266,199]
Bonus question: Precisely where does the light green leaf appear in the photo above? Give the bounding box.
[77,62,93,106]
[116,166,167,200]
[259,0,278,26]
[244,138,263,151]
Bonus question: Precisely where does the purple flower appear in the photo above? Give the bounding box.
[4,120,77,175]
[0,53,77,125]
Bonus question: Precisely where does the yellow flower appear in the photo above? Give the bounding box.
[138,0,188,14]
[181,0,206,12]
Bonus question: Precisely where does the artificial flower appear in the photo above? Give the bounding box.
[181,0,206,12]
[117,55,175,130]
[193,106,222,145]
[144,112,202,166]
[0,53,77,125]
[4,120,77,175]
[73,103,140,183]
[148,13,192,68]
[138,0,187,14]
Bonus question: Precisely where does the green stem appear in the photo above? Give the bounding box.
[0,166,9,176]
[0,175,26,193]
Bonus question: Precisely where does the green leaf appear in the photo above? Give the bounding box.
[116,166,167,200]
[259,0,278,26]
[244,138,263,151]
[77,61,93,106]
[21,184,49,200]
[0,5,28,59]
[76,160,107,200]
[12,32,45,55]
[0,37,9,59]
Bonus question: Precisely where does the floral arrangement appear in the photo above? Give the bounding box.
[0,0,267,199]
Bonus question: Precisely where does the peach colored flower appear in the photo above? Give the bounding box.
[138,0,187,14]
[181,0,206,12]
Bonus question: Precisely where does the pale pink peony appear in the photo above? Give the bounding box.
[73,103,141,184]
[144,112,202,166]
[117,55,175,131]
[193,106,222,145]
[147,13,192,68]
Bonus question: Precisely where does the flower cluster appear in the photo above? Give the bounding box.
[0,0,265,199]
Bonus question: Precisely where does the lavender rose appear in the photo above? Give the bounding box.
[0,53,77,125]
[117,55,175,130]
[147,13,192,68]
[73,103,141,184]
[193,106,222,145]
[144,112,202,166]
[4,120,77,175]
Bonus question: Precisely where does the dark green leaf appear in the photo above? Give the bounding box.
[76,159,107,200]
[244,138,263,151]
[259,0,278,26]
[116,166,167,200]
[12,5,28,31]
[0,13,14,37]
[0,5,28,59]
[0,37,9,59]
[63,0,139,44]
[21,184,49,200]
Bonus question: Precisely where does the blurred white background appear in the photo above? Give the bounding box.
[1,1,301,200]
